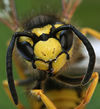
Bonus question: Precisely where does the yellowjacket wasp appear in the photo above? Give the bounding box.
[0,0,100,109]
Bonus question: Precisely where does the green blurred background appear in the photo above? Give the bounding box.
[0,0,100,109]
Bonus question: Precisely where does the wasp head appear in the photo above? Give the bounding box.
[17,23,73,75]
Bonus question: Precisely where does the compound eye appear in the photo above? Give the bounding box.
[17,37,33,61]
[60,30,73,51]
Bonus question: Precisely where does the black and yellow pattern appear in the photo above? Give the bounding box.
[0,0,100,109]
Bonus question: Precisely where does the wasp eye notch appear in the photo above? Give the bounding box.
[17,38,34,61]
[60,30,73,51]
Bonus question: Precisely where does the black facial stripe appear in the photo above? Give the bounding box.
[34,58,56,63]
[31,24,61,44]
[39,34,50,41]
[56,50,70,60]
[31,33,39,43]
[50,24,56,35]
[34,50,69,63]
[48,62,54,76]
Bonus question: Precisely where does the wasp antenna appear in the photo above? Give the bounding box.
[70,25,96,85]
[52,24,96,85]
[6,32,33,105]
[6,33,18,105]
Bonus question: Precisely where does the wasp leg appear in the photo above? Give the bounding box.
[81,28,100,40]
[3,80,26,109]
[75,72,99,109]
[31,89,57,109]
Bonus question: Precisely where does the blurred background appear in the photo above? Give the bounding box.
[0,0,100,109]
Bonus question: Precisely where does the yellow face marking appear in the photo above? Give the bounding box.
[68,44,74,56]
[54,24,63,39]
[34,38,62,61]
[32,24,52,37]
[35,61,49,71]
[54,24,63,28]
[52,53,67,73]
[19,36,33,46]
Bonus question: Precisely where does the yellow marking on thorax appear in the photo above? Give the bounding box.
[46,89,81,109]
[19,36,33,46]
[32,24,52,37]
